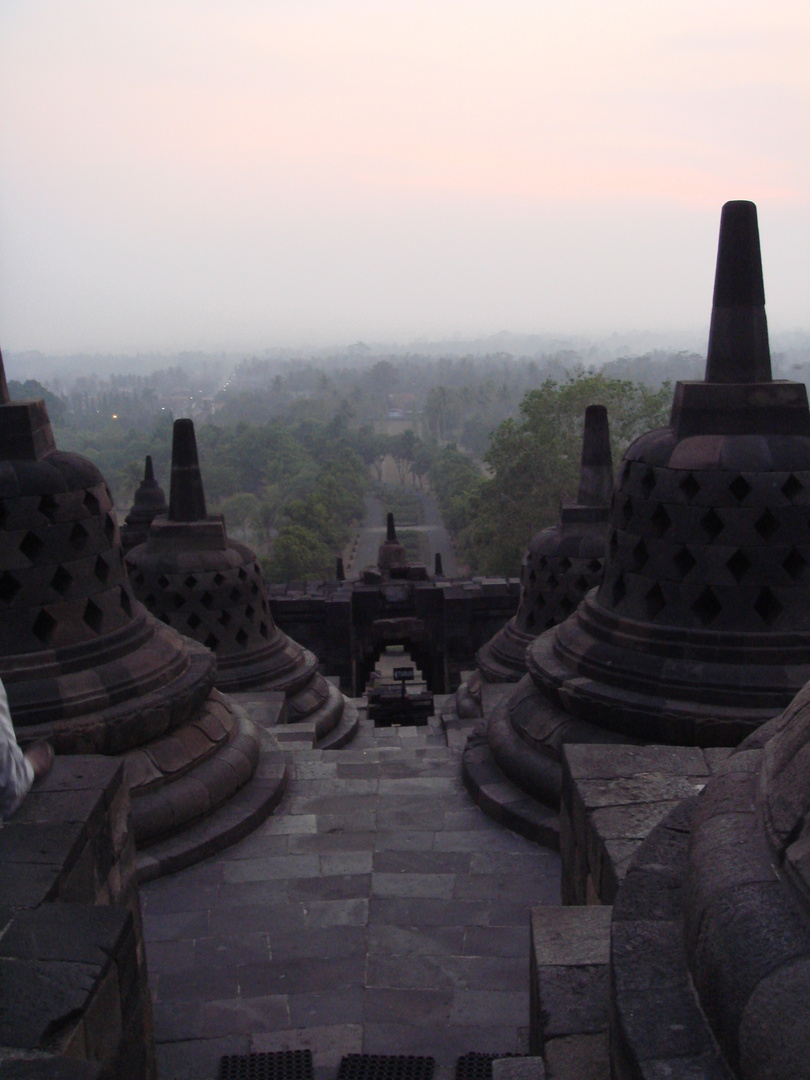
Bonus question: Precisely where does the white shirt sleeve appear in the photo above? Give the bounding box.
[0,678,35,820]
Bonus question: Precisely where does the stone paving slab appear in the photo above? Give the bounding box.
[142,715,562,1078]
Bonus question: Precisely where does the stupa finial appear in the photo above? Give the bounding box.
[386,513,397,543]
[0,349,9,405]
[705,200,771,384]
[576,405,613,506]
[169,419,208,522]
[144,455,155,485]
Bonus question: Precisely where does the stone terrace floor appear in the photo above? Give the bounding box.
[141,712,562,1080]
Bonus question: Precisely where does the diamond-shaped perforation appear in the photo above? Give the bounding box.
[103,513,116,543]
[50,565,73,597]
[729,476,752,503]
[640,468,656,497]
[783,548,807,581]
[120,587,132,617]
[235,628,249,647]
[587,558,602,573]
[200,591,214,609]
[631,538,649,571]
[618,461,632,488]
[726,550,751,582]
[537,556,548,570]
[546,572,558,588]
[700,508,724,540]
[755,587,782,627]
[692,587,722,626]
[783,474,804,502]
[754,509,779,541]
[558,557,572,572]
[204,633,219,649]
[69,522,89,551]
[672,546,696,580]
[245,604,255,621]
[83,598,103,634]
[650,505,671,538]
[229,587,241,603]
[611,574,626,607]
[31,609,57,644]
[185,575,198,590]
[645,583,665,620]
[172,593,185,609]
[158,574,170,589]
[83,489,101,515]
[94,555,110,583]
[680,473,700,502]
[19,531,44,562]
[214,572,226,586]
[574,575,589,592]
[237,567,248,581]
[259,622,269,638]
[38,493,59,522]
[250,582,259,597]
[608,530,618,558]
[187,612,202,630]
[218,610,232,627]
[618,496,634,528]
[0,571,22,603]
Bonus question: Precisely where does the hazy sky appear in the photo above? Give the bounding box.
[2,1,809,353]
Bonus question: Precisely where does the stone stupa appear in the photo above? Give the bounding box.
[458,404,613,718]
[126,418,355,737]
[120,454,168,552]
[0,358,282,872]
[475,200,810,812]
[610,681,810,1078]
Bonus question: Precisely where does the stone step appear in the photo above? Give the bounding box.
[135,727,289,882]
[318,697,360,749]
[462,733,560,851]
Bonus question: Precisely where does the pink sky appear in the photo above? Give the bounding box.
[1,0,809,352]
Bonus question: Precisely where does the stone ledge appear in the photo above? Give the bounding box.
[530,906,611,1078]
[0,756,155,1080]
[561,743,730,904]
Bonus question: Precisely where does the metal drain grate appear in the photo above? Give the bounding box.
[218,1049,314,1080]
[454,1053,520,1080]
[337,1054,435,1080]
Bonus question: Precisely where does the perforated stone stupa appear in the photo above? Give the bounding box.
[0,358,273,862]
[126,418,353,734]
[610,684,810,1078]
[120,454,168,552]
[476,201,810,812]
[476,404,613,688]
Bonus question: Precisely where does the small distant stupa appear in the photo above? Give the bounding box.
[120,455,168,552]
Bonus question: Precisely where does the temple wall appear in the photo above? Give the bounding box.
[0,757,155,1080]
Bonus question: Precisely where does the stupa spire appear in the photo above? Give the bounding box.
[169,419,208,522]
[705,200,771,383]
[0,349,9,404]
[386,513,397,542]
[576,404,613,506]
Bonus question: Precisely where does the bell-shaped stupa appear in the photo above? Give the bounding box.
[126,419,352,735]
[479,201,810,811]
[0,358,273,864]
[610,684,810,1078]
[477,404,613,685]
[120,455,168,552]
